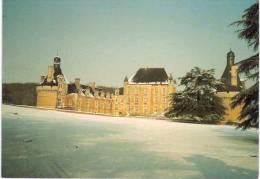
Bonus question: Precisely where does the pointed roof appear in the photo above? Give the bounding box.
[131,68,169,83]
[124,76,128,82]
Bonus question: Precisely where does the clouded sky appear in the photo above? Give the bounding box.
[3,0,256,87]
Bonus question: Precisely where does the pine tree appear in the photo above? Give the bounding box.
[231,3,259,129]
[166,67,226,121]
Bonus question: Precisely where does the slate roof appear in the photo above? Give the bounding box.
[67,84,123,96]
[68,84,94,95]
[96,86,124,95]
[131,68,169,83]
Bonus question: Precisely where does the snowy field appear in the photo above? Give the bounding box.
[2,105,258,178]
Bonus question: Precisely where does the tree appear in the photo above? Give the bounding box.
[166,67,226,121]
[231,2,259,129]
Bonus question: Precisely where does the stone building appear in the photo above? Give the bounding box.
[36,56,66,108]
[216,49,244,122]
[36,50,242,121]
[123,68,176,116]
[36,56,176,116]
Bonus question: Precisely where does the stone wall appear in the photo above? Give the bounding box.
[36,86,58,109]
[216,91,242,122]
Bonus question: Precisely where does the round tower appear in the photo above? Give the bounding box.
[54,56,61,69]
[227,49,235,66]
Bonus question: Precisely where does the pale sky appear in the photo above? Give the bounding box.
[3,0,256,87]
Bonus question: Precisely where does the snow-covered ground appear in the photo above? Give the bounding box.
[2,105,258,178]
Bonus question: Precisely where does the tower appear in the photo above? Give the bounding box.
[168,73,176,93]
[227,49,235,67]
[53,56,62,77]
[220,49,242,91]
[227,49,238,87]
[75,78,80,90]
[54,56,61,69]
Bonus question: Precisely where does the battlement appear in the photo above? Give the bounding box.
[36,86,58,91]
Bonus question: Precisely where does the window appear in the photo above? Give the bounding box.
[144,88,147,94]
[154,96,158,103]
[134,105,138,113]
[135,88,138,94]
[143,104,147,113]
[134,96,138,104]
[162,88,166,95]
[162,97,166,103]
[143,96,147,103]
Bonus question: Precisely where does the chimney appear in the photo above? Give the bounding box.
[94,90,99,97]
[106,92,111,99]
[47,66,54,82]
[89,82,96,90]
[40,76,45,83]
[115,88,119,96]
[85,88,90,95]
[75,78,80,89]
[101,91,105,98]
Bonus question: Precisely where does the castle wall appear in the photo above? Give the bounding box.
[64,94,114,115]
[36,86,58,109]
[216,91,242,122]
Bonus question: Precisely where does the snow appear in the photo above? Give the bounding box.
[2,105,258,178]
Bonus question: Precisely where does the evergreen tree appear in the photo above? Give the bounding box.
[166,67,226,121]
[231,3,259,129]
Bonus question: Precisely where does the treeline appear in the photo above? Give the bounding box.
[2,83,38,106]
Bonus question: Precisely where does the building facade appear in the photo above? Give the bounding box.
[123,68,176,116]
[36,56,176,116]
[36,50,242,121]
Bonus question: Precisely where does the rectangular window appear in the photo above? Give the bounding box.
[134,96,138,104]
[154,96,158,103]
[134,105,138,113]
[143,104,147,113]
[143,96,147,103]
